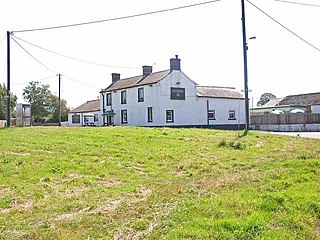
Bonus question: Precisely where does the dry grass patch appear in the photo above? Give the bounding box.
[0,197,34,214]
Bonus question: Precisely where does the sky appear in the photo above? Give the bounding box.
[1,0,320,109]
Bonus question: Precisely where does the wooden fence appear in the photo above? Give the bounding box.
[251,113,320,125]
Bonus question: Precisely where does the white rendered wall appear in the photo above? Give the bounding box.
[101,70,245,127]
[68,111,102,126]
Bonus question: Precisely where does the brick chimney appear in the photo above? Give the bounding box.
[170,55,181,71]
[142,66,153,76]
[111,73,120,83]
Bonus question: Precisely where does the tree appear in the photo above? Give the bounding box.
[47,94,69,122]
[22,81,69,123]
[257,93,276,107]
[0,83,17,120]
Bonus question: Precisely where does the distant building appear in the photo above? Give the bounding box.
[99,55,245,129]
[16,103,31,127]
[251,92,320,115]
[68,99,101,126]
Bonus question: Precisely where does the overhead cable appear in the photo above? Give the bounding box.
[12,35,139,69]
[12,75,58,86]
[273,0,320,7]
[13,0,221,33]
[10,36,57,74]
[0,34,6,46]
[247,0,320,52]
[62,75,100,90]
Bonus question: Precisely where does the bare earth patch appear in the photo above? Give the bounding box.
[0,198,34,214]
[1,151,30,156]
[0,187,12,197]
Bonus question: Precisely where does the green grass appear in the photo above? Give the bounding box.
[0,127,319,239]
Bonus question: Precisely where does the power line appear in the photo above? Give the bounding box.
[0,34,6,46]
[12,75,57,86]
[11,35,139,69]
[273,0,320,7]
[13,0,222,33]
[247,0,320,52]
[62,75,100,90]
[10,36,57,74]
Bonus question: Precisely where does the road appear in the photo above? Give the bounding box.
[256,131,320,140]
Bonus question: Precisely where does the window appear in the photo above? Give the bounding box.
[208,110,216,120]
[138,88,144,102]
[147,107,153,122]
[121,110,128,123]
[72,114,80,124]
[166,110,174,123]
[170,87,185,100]
[121,90,127,104]
[94,114,99,122]
[106,93,112,106]
[229,110,236,120]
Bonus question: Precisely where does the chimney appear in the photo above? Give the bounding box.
[142,66,153,76]
[170,55,181,71]
[111,73,120,83]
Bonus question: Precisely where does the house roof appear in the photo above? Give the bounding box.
[69,99,100,114]
[196,86,244,99]
[279,92,320,106]
[263,97,284,107]
[102,70,170,92]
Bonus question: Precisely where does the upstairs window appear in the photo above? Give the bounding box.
[170,87,185,100]
[228,110,236,120]
[121,90,127,104]
[138,88,144,102]
[106,93,112,106]
[208,110,216,120]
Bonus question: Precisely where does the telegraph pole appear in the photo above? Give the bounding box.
[6,31,11,127]
[241,0,250,131]
[58,74,61,126]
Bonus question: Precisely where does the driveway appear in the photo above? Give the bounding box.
[256,131,320,140]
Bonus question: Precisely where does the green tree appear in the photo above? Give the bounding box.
[0,83,17,120]
[257,93,276,107]
[22,81,69,123]
[47,94,69,122]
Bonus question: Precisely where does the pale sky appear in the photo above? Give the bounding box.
[1,0,319,108]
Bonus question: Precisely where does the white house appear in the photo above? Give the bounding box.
[68,99,102,126]
[100,56,245,129]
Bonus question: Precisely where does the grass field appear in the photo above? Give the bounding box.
[0,127,319,239]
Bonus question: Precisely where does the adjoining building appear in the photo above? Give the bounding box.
[68,99,101,126]
[100,55,245,129]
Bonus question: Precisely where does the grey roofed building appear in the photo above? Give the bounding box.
[196,86,244,99]
[262,97,284,107]
[279,92,320,106]
[251,92,320,115]
[69,99,100,114]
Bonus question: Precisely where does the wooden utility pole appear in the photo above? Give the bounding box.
[241,0,250,131]
[58,74,61,126]
[6,31,11,127]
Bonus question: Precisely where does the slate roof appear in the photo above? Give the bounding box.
[279,92,320,106]
[263,98,284,107]
[196,86,244,99]
[102,70,170,92]
[70,99,100,113]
